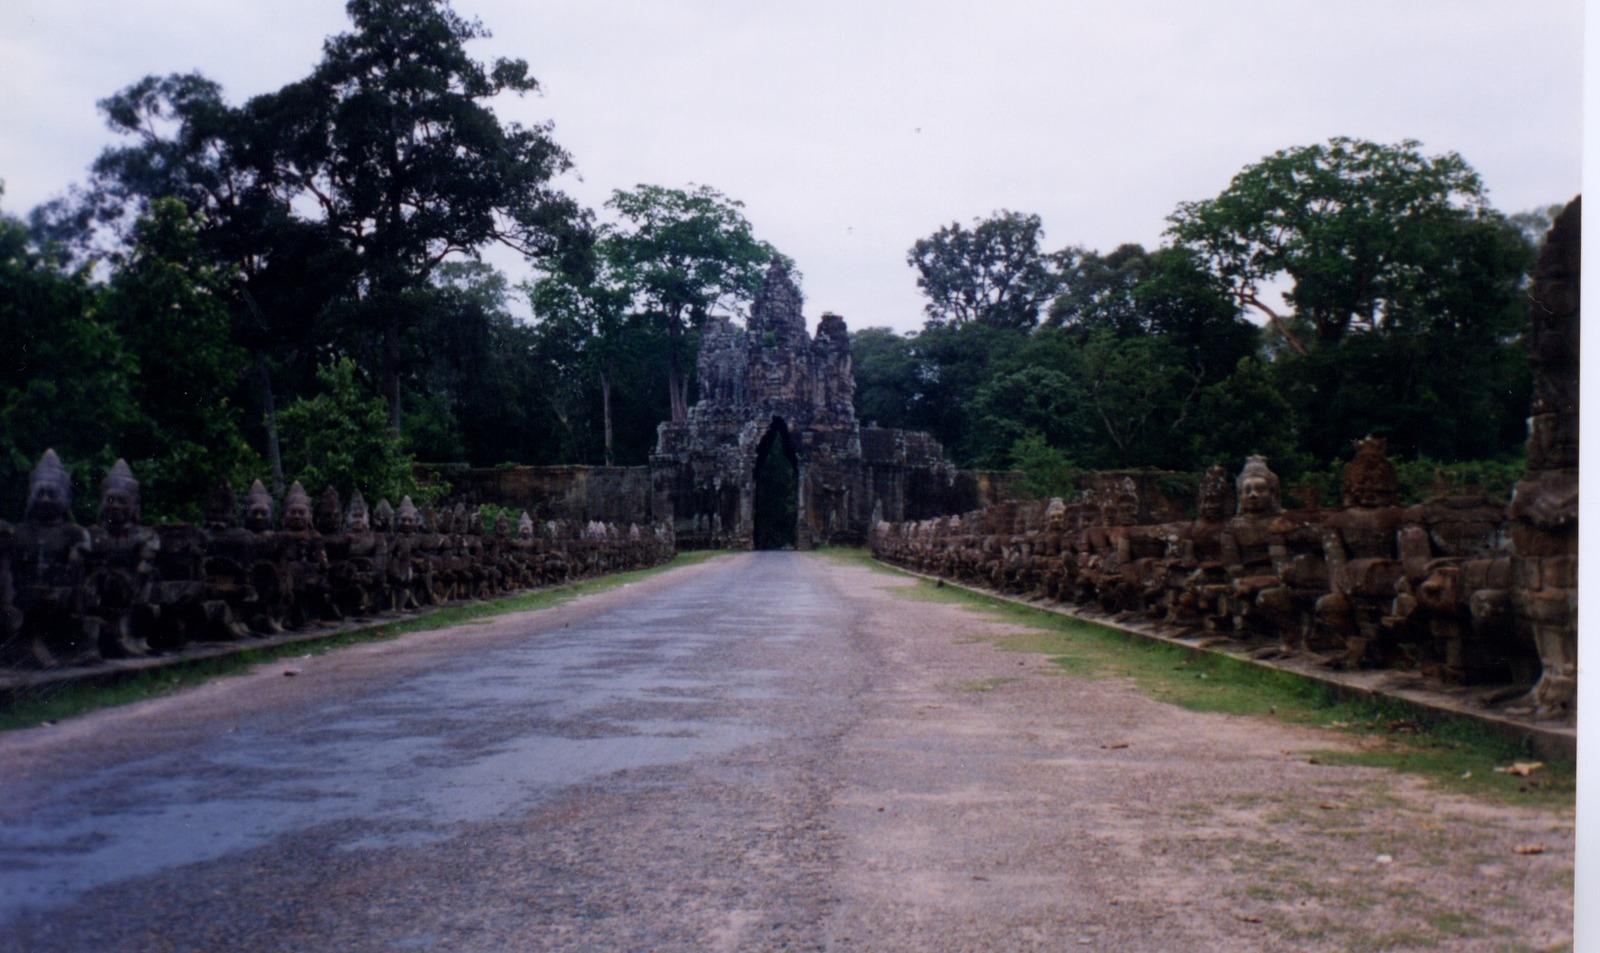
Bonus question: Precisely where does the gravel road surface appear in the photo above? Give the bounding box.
[0,553,1574,951]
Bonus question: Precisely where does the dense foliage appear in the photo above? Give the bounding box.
[861,138,1544,492]
[2,3,1550,535]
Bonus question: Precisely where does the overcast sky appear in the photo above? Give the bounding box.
[0,0,1585,334]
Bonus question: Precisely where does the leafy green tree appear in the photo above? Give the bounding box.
[528,258,636,463]
[260,0,590,435]
[0,200,143,518]
[907,210,1064,330]
[896,321,1030,460]
[39,71,354,491]
[603,184,781,423]
[967,365,1084,469]
[850,327,920,429]
[1045,243,1152,336]
[1190,356,1307,478]
[96,198,259,518]
[277,358,429,502]
[1167,137,1508,352]
[1075,331,1198,470]
[1009,434,1082,501]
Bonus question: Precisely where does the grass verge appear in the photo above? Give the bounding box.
[0,551,722,733]
[819,550,1575,810]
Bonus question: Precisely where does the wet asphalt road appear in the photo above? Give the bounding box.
[0,553,872,951]
[0,553,1580,951]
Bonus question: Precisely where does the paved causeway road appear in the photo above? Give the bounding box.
[0,553,1574,952]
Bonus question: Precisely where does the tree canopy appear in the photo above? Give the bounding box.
[907,210,1064,330]
[599,184,784,424]
[1165,137,1516,353]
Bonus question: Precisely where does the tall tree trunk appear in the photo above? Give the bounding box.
[384,317,403,437]
[667,319,688,424]
[600,362,615,467]
[256,349,285,496]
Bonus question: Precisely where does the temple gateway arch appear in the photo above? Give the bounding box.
[649,259,1008,550]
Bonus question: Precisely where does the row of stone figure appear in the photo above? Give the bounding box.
[0,450,674,669]
[872,439,1545,689]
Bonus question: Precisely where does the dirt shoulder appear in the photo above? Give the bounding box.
[817,556,1575,952]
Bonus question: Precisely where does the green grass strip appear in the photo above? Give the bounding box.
[823,549,1574,810]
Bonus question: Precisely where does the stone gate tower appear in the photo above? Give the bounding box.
[651,258,1002,549]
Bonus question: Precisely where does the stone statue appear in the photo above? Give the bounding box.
[281,482,337,627]
[240,479,291,633]
[1509,196,1580,720]
[1218,456,1287,637]
[1314,438,1408,667]
[336,490,386,619]
[86,459,161,658]
[1389,495,1521,683]
[1166,466,1233,628]
[6,450,94,666]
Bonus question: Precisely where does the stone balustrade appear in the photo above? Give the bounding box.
[0,455,674,671]
[871,442,1571,723]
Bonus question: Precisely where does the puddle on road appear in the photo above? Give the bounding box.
[0,610,780,920]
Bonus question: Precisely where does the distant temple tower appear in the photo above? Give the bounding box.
[650,258,1003,549]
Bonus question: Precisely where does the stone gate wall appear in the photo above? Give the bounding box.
[431,465,657,526]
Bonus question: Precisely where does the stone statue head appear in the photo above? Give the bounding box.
[372,499,394,533]
[1342,436,1399,509]
[397,496,419,534]
[25,449,72,524]
[283,481,313,532]
[1198,465,1232,520]
[345,490,370,533]
[205,481,238,531]
[419,502,436,533]
[1044,497,1067,531]
[244,480,275,532]
[99,458,140,529]
[1114,478,1139,526]
[315,487,342,534]
[517,511,534,540]
[1236,456,1282,517]
[494,511,510,538]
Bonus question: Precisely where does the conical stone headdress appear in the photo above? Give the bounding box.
[316,486,343,533]
[27,448,72,517]
[1198,465,1232,517]
[206,481,238,529]
[285,481,311,511]
[246,479,275,520]
[100,458,141,521]
[1235,456,1281,516]
[345,490,370,531]
[1342,436,1398,508]
[372,498,395,531]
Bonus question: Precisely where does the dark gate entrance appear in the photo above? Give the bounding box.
[752,418,798,550]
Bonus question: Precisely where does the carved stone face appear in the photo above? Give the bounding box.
[1346,476,1391,509]
[205,486,237,531]
[347,511,370,533]
[1342,437,1398,508]
[101,488,134,530]
[28,481,66,524]
[397,509,418,534]
[1198,467,1230,520]
[517,521,534,540]
[284,502,312,532]
[245,501,273,532]
[1239,476,1277,516]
